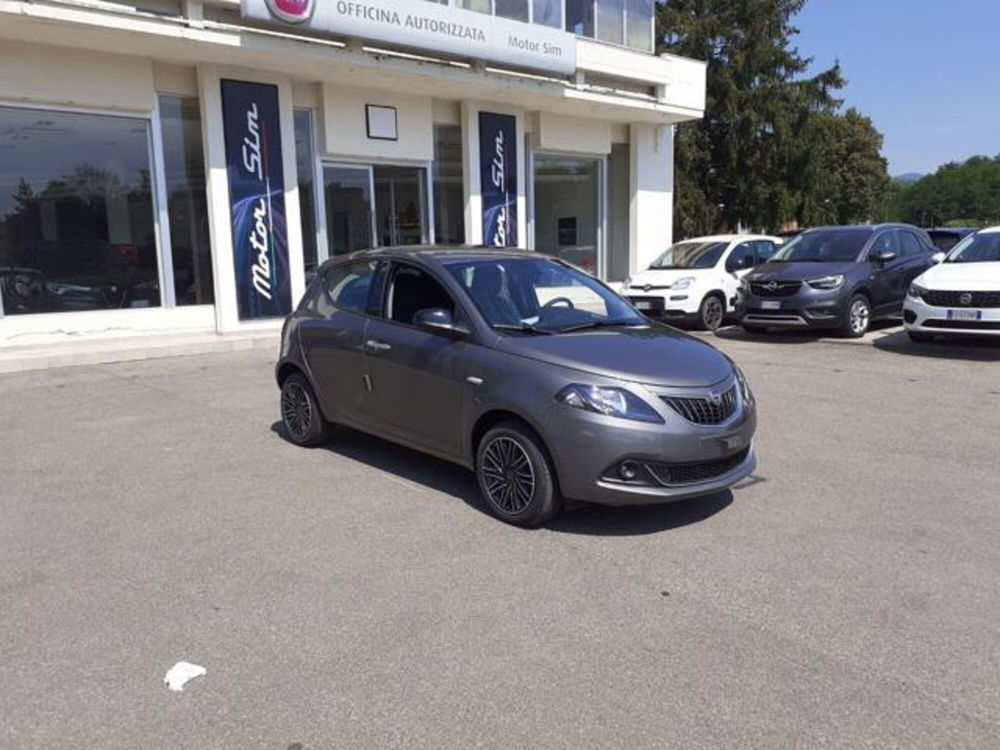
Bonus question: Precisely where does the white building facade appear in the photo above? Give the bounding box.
[0,0,705,346]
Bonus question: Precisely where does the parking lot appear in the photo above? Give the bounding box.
[1,326,999,748]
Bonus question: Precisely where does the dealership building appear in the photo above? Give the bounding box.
[0,0,705,354]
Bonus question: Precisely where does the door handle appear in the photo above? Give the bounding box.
[366,339,392,352]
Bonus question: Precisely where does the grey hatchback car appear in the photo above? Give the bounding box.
[276,247,757,526]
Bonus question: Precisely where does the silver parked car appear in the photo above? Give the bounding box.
[276,247,757,527]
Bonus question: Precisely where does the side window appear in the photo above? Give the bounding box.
[725,243,755,272]
[323,261,378,314]
[755,241,777,262]
[870,231,900,259]
[387,265,456,326]
[900,232,923,258]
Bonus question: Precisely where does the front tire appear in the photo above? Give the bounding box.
[476,421,562,527]
[840,294,872,338]
[698,294,726,331]
[280,372,329,447]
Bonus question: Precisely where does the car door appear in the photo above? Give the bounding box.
[298,260,382,427]
[362,262,471,458]
[866,230,908,314]
[900,230,935,287]
[722,242,756,311]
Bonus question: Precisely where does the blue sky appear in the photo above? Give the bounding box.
[794,0,1000,176]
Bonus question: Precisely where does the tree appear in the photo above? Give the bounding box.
[657,0,888,235]
[892,156,1000,227]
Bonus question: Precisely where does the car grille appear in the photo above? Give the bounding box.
[645,448,751,487]
[662,385,738,425]
[922,290,1000,308]
[924,319,1000,330]
[750,280,802,297]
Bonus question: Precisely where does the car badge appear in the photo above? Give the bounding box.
[265,0,314,23]
[706,390,723,406]
[764,281,779,292]
[959,292,973,305]
[643,284,653,292]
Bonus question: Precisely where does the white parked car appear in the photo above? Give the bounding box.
[622,235,782,330]
[904,227,1000,342]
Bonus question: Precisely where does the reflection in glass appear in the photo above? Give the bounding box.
[294,109,320,273]
[495,0,529,21]
[596,0,625,45]
[0,107,159,315]
[159,96,213,306]
[374,166,427,247]
[433,125,466,245]
[626,0,653,51]
[533,155,600,274]
[565,0,595,37]
[533,0,563,28]
[324,166,373,256]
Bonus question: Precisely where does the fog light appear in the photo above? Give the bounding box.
[903,309,917,324]
[619,461,641,481]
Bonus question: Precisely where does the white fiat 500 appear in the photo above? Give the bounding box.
[905,227,1000,342]
[623,235,782,330]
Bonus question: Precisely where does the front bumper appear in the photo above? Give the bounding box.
[542,385,758,507]
[625,291,701,322]
[737,286,848,329]
[904,296,1000,336]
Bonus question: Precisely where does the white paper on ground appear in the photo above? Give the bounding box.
[164,661,207,692]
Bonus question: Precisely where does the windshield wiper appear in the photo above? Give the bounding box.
[492,323,555,336]
[556,319,645,334]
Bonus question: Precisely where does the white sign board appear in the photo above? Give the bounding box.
[242,0,577,76]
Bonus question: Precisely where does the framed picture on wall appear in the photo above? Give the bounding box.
[366,105,398,141]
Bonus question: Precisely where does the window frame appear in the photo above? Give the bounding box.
[0,99,170,317]
[319,259,382,317]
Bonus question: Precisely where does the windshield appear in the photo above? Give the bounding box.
[770,229,872,263]
[649,242,727,270]
[946,232,1000,263]
[445,257,645,334]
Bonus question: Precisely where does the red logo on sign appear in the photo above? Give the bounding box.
[265,0,314,23]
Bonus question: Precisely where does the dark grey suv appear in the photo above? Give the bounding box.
[737,224,937,337]
[276,247,757,527]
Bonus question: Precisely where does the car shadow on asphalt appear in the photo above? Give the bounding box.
[712,320,900,344]
[873,331,1000,362]
[271,422,743,536]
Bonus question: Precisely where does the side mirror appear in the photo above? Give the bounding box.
[413,308,467,338]
[870,250,896,264]
[931,252,946,264]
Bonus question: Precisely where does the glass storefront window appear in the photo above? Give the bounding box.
[374,166,428,247]
[0,107,159,315]
[565,0,595,37]
[533,0,563,28]
[495,0,529,22]
[596,0,625,45]
[625,0,653,52]
[324,166,373,256]
[433,125,466,245]
[533,154,600,275]
[294,109,320,275]
[159,96,214,306]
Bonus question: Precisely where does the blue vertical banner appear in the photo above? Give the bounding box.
[221,79,292,320]
[479,112,518,247]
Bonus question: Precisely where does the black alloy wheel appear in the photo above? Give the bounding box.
[476,421,561,527]
[280,373,329,447]
[699,295,725,331]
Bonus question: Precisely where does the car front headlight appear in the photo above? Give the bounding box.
[908,283,927,300]
[734,366,755,412]
[672,277,696,290]
[556,384,663,424]
[806,275,844,291]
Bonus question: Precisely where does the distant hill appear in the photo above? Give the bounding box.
[893,172,925,184]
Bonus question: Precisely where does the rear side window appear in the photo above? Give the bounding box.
[323,261,378,314]
[899,232,924,257]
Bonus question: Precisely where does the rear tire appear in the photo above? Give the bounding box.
[908,330,935,343]
[840,294,872,338]
[280,372,329,447]
[476,421,562,527]
[698,294,726,331]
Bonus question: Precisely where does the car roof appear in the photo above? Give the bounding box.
[928,227,976,234]
[316,245,554,273]
[977,226,1000,234]
[802,223,926,233]
[677,234,779,243]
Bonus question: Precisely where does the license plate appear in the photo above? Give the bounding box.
[761,300,782,311]
[633,300,656,311]
[947,309,982,321]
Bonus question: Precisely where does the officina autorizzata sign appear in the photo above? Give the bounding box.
[221,79,292,320]
[242,0,576,76]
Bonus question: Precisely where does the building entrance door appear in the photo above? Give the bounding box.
[532,155,602,276]
[373,166,428,247]
[323,165,374,257]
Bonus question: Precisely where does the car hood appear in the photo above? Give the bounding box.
[750,261,858,281]
[916,261,1000,290]
[627,268,709,288]
[494,324,734,388]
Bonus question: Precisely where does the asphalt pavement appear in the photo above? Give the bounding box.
[1,326,999,748]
